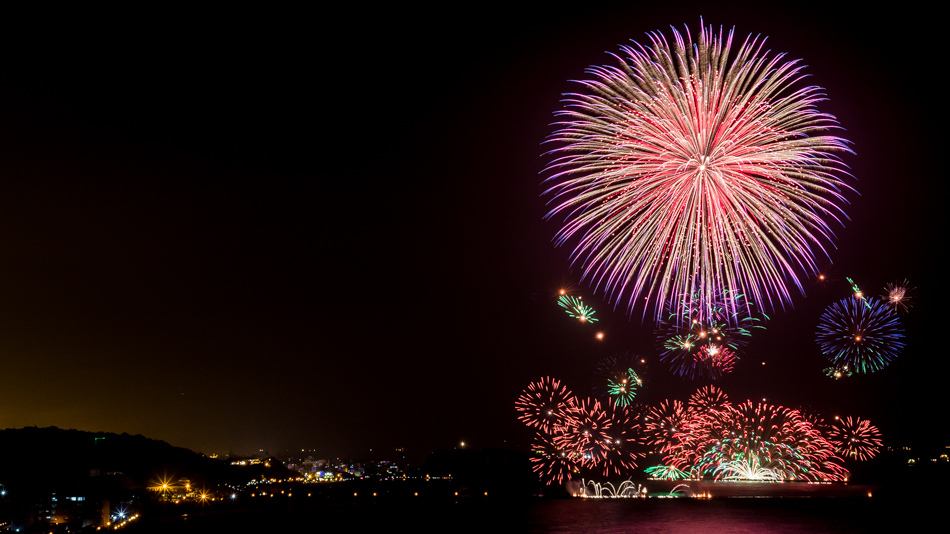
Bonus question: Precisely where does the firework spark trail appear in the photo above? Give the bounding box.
[594,352,645,406]
[846,276,871,309]
[605,372,642,406]
[823,364,853,380]
[557,294,599,323]
[543,21,853,323]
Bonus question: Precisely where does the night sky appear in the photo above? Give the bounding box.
[0,3,942,462]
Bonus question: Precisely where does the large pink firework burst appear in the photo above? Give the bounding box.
[515,377,577,434]
[543,21,853,322]
[828,416,883,461]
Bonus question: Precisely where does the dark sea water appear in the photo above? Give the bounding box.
[124,494,940,533]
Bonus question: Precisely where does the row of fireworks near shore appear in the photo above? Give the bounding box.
[516,376,881,485]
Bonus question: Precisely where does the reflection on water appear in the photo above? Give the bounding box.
[127,493,941,534]
[527,498,878,533]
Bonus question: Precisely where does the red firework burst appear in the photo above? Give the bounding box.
[515,377,577,434]
[828,416,883,461]
[553,398,611,468]
[595,401,646,476]
[529,432,580,485]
